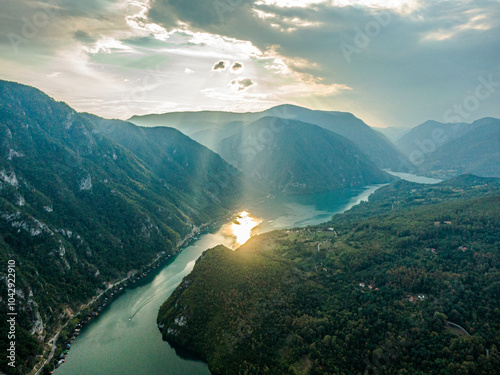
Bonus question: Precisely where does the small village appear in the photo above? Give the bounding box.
[46,256,171,373]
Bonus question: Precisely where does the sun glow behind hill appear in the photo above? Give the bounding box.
[224,211,262,249]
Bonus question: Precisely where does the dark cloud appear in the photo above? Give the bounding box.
[148,0,500,126]
[231,78,255,91]
[148,0,255,30]
[231,62,243,72]
[1,0,499,126]
[212,60,227,71]
[74,30,97,44]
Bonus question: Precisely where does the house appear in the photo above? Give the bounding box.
[368,285,373,290]
[359,283,365,287]
[418,294,425,300]
[431,248,437,254]
[459,246,467,251]
[409,296,414,302]
[434,222,440,226]
[444,221,452,225]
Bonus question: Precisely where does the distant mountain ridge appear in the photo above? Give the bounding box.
[215,116,393,194]
[416,118,500,178]
[372,126,409,142]
[129,104,408,170]
[0,80,251,373]
[396,120,472,158]
[396,117,500,178]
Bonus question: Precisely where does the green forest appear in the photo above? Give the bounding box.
[159,178,500,375]
[0,80,250,374]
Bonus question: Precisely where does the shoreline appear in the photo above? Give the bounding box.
[30,190,266,375]
[31,185,385,374]
[29,210,230,375]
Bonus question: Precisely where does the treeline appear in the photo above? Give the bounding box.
[0,80,248,374]
[158,179,500,374]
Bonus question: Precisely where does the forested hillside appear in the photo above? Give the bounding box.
[0,80,249,374]
[332,174,500,223]
[129,104,408,171]
[159,178,500,374]
[415,119,500,178]
[216,117,393,194]
[396,118,500,178]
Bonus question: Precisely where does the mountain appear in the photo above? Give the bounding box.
[129,105,409,170]
[395,119,478,161]
[0,80,250,374]
[215,116,393,194]
[128,110,249,134]
[127,111,252,149]
[85,115,255,213]
[158,177,500,374]
[415,118,500,178]
[372,126,409,142]
[262,105,406,169]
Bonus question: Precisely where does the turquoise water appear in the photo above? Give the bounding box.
[384,170,443,184]
[55,175,434,375]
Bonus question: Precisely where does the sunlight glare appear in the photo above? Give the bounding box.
[226,211,262,249]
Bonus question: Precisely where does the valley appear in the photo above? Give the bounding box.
[0,80,498,375]
[1,2,500,374]
[158,176,500,374]
[52,183,389,375]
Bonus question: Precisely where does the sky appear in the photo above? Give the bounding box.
[1,0,499,128]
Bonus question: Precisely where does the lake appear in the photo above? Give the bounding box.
[55,174,438,374]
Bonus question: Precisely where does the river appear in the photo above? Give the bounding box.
[55,174,439,375]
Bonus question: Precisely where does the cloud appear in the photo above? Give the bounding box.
[74,30,98,44]
[231,62,243,72]
[1,0,499,127]
[212,60,227,71]
[230,78,256,91]
[147,0,500,126]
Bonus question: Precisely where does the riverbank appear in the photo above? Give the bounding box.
[31,254,168,375]
[29,209,232,375]
[53,184,393,375]
[34,190,269,374]
[384,169,443,184]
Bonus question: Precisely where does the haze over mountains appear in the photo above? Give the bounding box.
[396,117,500,178]
[373,126,410,143]
[130,104,500,181]
[0,80,253,372]
[0,80,399,372]
[129,104,407,171]
[216,117,392,193]
[2,0,500,372]
[1,79,499,374]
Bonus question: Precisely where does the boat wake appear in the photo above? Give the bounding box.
[127,285,177,321]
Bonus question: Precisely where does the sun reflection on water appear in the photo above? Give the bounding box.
[225,211,262,249]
